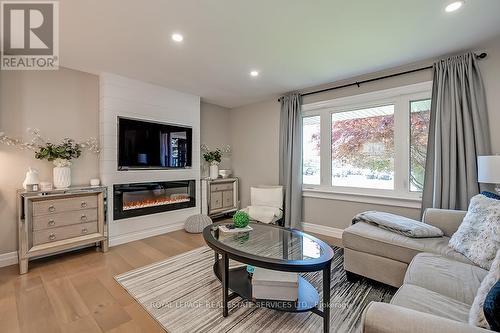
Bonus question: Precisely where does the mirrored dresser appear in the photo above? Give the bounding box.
[17,186,108,274]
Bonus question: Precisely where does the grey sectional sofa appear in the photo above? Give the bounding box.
[342,208,492,332]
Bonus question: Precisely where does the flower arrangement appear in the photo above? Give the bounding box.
[201,144,230,166]
[0,128,99,166]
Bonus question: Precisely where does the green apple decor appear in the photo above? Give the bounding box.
[233,210,250,228]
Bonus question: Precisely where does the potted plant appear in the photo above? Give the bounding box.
[203,149,222,180]
[35,138,83,188]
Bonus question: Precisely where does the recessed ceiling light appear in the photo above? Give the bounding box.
[445,1,464,12]
[171,33,183,42]
[250,70,259,77]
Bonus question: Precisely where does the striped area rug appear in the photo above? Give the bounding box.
[115,246,395,333]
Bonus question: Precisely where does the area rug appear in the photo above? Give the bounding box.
[115,246,396,333]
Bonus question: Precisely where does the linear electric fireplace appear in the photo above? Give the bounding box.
[113,180,196,220]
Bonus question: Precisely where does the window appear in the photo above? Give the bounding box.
[303,116,321,184]
[302,82,432,200]
[332,105,395,190]
[409,99,431,191]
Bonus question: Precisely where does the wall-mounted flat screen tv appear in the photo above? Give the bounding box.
[118,117,192,170]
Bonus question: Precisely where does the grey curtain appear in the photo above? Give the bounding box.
[279,92,303,229]
[422,52,491,212]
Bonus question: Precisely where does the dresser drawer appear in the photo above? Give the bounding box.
[211,191,223,210]
[211,183,233,192]
[33,221,98,246]
[33,208,98,231]
[222,190,234,208]
[33,195,98,216]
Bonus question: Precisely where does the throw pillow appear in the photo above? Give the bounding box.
[481,191,500,201]
[449,194,500,270]
[469,249,500,329]
[484,280,500,332]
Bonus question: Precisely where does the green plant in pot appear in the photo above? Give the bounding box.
[201,144,231,180]
[35,138,84,189]
[203,148,222,180]
[233,210,250,228]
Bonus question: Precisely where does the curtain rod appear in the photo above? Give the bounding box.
[278,52,487,102]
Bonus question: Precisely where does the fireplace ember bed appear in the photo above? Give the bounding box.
[113,180,196,220]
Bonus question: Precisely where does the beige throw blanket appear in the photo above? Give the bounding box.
[353,211,444,238]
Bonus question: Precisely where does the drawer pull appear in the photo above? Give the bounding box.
[48,205,56,213]
[48,220,55,227]
[49,233,56,241]
[81,202,88,208]
[80,215,88,221]
[81,228,88,234]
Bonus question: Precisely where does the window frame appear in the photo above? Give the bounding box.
[301,81,432,205]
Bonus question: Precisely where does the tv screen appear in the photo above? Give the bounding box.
[118,117,192,170]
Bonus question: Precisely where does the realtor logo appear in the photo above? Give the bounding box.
[1,1,59,70]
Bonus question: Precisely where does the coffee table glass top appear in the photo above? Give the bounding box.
[208,222,326,262]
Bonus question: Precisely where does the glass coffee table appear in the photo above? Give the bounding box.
[203,222,334,333]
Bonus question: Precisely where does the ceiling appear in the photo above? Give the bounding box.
[59,0,500,108]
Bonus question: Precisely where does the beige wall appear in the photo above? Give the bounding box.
[200,102,232,175]
[303,197,421,229]
[229,99,280,207]
[229,34,500,229]
[0,68,99,254]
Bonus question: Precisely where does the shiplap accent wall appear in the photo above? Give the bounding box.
[99,73,201,245]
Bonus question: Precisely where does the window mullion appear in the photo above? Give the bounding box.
[393,96,409,195]
[320,110,331,187]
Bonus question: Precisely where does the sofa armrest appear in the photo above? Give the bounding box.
[362,302,489,333]
[422,208,467,237]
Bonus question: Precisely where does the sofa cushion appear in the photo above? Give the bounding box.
[391,284,471,323]
[470,249,500,329]
[405,253,488,305]
[449,194,500,270]
[343,222,473,264]
[484,280,500,332]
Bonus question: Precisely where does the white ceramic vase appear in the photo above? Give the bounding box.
[53,166,71,189]
[52,159,72,188]
[209,164,219,180]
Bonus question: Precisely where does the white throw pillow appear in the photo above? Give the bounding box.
[469,249,500,329]
[448,194,500,270]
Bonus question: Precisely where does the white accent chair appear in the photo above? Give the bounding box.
[241,186,284,225]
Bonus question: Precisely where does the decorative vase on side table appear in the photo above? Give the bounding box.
[209,163,219,180]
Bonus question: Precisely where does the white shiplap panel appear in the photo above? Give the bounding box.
[99,73,201,245]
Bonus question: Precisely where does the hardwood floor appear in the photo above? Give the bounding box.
[0,228,341,333]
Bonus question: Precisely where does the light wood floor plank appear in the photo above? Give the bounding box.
[0,277,20,333]
[44,277,90,324]
[15,275,61,333]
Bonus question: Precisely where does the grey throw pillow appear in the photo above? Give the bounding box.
[469,249,500,329]
[449,194,500,270]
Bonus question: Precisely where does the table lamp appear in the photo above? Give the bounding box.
[477,155,500,194]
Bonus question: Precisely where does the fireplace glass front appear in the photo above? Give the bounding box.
[113,180,196,220]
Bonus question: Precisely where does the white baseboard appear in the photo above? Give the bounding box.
[0,251,18,268]
[302,222,344,239]
[109,222,185,247]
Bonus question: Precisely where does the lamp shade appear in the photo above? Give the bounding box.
[477,155,500,183]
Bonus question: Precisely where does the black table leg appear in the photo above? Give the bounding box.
[221,253,229,317]
[323,262,331,333]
